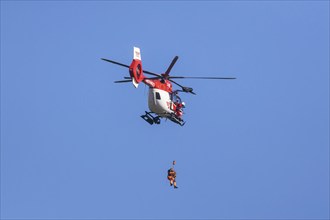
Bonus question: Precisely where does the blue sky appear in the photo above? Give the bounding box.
[1,1,329,219]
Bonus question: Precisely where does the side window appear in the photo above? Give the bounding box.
[155,92,161,100]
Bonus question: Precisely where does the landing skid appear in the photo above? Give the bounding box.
[141,112,185,126]
[141,111,161,125]
[168,113,186,126]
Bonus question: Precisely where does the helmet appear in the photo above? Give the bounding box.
[181,102,185,107]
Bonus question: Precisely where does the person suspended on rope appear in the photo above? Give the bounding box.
[167,161,178,189]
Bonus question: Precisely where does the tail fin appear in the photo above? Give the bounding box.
[133,46,141,60]
[129,47,145,88]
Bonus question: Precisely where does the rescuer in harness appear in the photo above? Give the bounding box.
[171,91,185,121]
[167,161,178,189]
[175,101,185,118]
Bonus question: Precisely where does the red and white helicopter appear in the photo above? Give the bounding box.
[102,47,235,126]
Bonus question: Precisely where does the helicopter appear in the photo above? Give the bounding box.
[101,47,235,126]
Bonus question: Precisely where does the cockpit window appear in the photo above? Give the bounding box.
[171,92,181,103]
[155,92,161,100]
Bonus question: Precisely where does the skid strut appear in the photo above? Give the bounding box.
[141,112,161,125]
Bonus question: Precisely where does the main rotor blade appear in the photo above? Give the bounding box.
[102,58,162,77]
[164,56,179,76]
[143,70,162,77]
[114,79,132,83]
[101,58,130,68]
[168,79,196,95]
[169,76,236,80]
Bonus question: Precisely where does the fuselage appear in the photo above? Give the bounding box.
[144,78,182,117]
[148,88,172,116]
